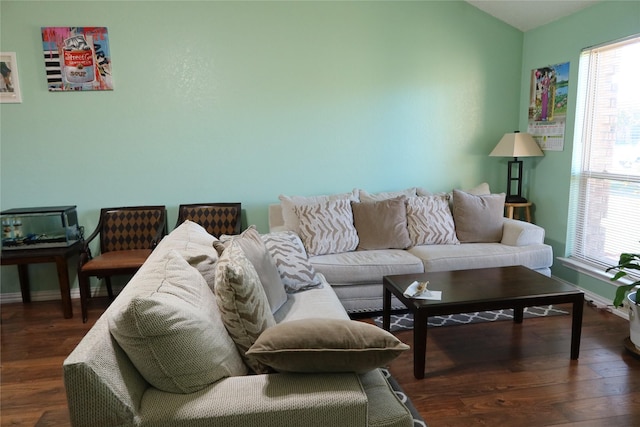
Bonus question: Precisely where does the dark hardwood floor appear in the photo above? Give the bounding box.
[1,297,639,426]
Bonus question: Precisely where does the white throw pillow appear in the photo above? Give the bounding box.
[295,198,359,256]
[406,195,460,246]
[214,240,276,373]
[278,189,359,234]
[218,226,287,313]
[417,182,491,197]
[261,231,322,292]
[108,250,247,394]
[158,220,219,290]
[358,187,417,202]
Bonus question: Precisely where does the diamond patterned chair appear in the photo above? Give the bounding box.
[176,202,242,238]
[78,206,167,322]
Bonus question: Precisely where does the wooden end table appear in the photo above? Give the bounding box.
[382,266,584,379]
[1,240,83,319]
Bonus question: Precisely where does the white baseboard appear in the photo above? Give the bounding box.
[0,277,629,321]
[552,275,629,321]
[0,286,119,304]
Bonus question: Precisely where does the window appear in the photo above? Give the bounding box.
[570,35,640,271]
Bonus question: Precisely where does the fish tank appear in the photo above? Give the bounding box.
[1,206,81,249]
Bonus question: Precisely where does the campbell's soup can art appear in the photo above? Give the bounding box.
[63,35,95,84]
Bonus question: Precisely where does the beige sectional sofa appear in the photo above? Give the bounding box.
[269,185,553,313]
[63,221,414,427]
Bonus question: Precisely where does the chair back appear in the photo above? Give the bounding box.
[176,203,241,238]
[99,206,167,253]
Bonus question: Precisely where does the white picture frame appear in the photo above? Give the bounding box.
[1,52,23,103]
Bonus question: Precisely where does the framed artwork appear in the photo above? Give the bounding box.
[41,27,113,91]
[0,52,22,103]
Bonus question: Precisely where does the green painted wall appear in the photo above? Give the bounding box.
[1,1,524,296]
[520,1,640,301]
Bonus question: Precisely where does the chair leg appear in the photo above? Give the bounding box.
[79,272,90,323]
[105,277,114,300]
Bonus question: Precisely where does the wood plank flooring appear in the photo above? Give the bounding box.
[1,298,639,426]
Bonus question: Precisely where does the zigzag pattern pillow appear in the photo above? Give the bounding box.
[214,240,276,373]
[295,199,359,256]
[261,231,322,292]
[406,195,460,246]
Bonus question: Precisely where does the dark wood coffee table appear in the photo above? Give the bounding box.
[382,266,584,379]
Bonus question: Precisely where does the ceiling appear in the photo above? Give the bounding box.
[465,0,601,32]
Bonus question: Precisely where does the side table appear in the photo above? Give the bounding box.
[1,240,83,319]
[504,201,532,222]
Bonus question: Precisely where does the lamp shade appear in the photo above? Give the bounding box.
[489,132,544,158]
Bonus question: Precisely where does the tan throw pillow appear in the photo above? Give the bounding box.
[214,240,276,373]
[351,196,411,250]
[246,318,409,373]
[278,189,359,234]
[261,231,322,292]
[452,189,506,243]
[219,226,287,313]
[406,195,459,246]
[295,198,359,256]
[109,250,247,394]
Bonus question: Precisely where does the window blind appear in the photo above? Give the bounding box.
[570,35,640,271]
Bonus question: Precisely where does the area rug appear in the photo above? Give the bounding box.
[381,368,427,427]
[373,305,568,332]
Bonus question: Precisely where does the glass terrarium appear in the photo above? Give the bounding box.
[1,206,81,249]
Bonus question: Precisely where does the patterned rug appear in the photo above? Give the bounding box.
[373,305,568,332]
[381,368,427,427]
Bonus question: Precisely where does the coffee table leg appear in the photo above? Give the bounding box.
[382,287,391,331]
[571,295,584,359]
[413,310,427,379]
[514,306,524,323]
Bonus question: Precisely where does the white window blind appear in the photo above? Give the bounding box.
[570,35,640,271]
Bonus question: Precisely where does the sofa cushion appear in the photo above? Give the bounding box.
[407,241,554,272]
[246,318,409,373]
[278,189,359,234]
[406,195,459,246]
[219,226,287,313]
[295,198,359,256]
[351,197,411,250]
[310,249,424,284]
[261,230,322,292]
[108,250,247,394]
[214,240,276,373]
[358,187,416,202]
[273,276,349,323]
[452,189,506,243]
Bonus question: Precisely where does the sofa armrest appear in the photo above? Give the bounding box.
[269,203,285,231]
[501,218,546,246]
[139,372,368,426]
[64,316,147,427]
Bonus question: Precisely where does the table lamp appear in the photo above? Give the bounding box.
[489,131,543,203]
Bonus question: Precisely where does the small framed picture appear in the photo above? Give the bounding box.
[0,52,22,103]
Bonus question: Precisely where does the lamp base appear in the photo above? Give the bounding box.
[505,195,528,203]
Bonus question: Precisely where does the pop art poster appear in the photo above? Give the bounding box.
[527,62,569,151]
[41,27,113,91]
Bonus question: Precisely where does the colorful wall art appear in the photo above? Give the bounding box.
[527,62,569,151]
[41,27,113,91]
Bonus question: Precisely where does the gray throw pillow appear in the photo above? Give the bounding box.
[452,189,506,243]
[261,231,322,292]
